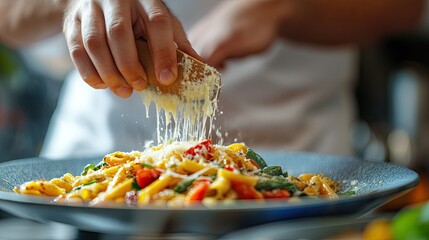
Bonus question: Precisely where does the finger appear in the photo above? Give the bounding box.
[171,14,204,62]
[103,0,147,91]
[81,1,132,98]
[204,41,229,69]
[63,8,106,89]
[140,0,177,85]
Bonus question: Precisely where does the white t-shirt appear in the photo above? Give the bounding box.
[40,0,358,159]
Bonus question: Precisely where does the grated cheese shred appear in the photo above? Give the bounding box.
[140,54,221,145]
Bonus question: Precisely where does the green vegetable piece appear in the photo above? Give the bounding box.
[209,174,217,181]
[141,163,154,168]
[72,180,97,191]
[83,180,97,186]
[282,171,288,177]
[132,179,142,190]
[246,148,268,169]
[93,161,107,171]
[262,166,283,176]
[340,190,356,197]
[255,179,297,193]
[81,163,95,176]
[173,178,195,193]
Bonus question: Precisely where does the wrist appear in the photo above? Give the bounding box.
[265,0,295,24]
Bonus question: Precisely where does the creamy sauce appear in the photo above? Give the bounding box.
[141,54,221,145]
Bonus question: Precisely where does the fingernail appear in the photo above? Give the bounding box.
[116,87,132,98]
[132,78,147,91]
[159,68,175,85]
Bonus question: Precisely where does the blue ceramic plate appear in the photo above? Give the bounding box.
[0,151,419,236]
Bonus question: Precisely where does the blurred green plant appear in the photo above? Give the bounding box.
[0,45,25,89]
[392,201,429,240]
[0,46,17,76]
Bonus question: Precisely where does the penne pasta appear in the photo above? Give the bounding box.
[207,176,231,199]
[217,169,258,186]
[138,175,173,204]
[14,140,342,207]
[181,159,217,175]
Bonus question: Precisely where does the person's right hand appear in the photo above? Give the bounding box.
[63,0,200,98]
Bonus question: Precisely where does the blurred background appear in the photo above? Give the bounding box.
[355,32,429,172]
[0,35,72,163]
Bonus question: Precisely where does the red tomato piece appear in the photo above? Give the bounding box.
[262,189,291,199]
[185,180,210,205]
[231,182,263,200]
[249,159,261,169]
[184,139,213,160]
[224,165,234,171]
[136,168,161,189]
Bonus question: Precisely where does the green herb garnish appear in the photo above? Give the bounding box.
[173,178,195,193]
[262,166,283,176]
[340,190,356,196]
[255,179,297,193]
[93,161,107,171]
[72,180,97,191]
[141,163,154,168]
[81,164,95,176]
[132,179,141,190]
[246,149,268,169]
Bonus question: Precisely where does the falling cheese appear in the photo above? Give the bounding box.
[140,54,221,145]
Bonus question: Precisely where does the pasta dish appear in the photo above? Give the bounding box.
[14,140,340,207]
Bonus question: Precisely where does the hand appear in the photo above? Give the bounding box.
[63,0,199,98]
[189,0,287,69]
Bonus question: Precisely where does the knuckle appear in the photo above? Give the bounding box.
[83,33,103,52]
[69,44,86,60]
[147,11,171,26]
[108,18,128,38]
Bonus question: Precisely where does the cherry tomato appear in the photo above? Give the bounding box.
[136,168,161,189]
[185,180,210,204]
[231,181,263,200]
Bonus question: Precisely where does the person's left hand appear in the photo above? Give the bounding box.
[188,0,288,69]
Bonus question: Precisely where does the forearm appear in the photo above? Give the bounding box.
[280,0,425,46]
[0,0,68,48]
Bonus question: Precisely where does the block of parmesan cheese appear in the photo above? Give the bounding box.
[135,39,221,101]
